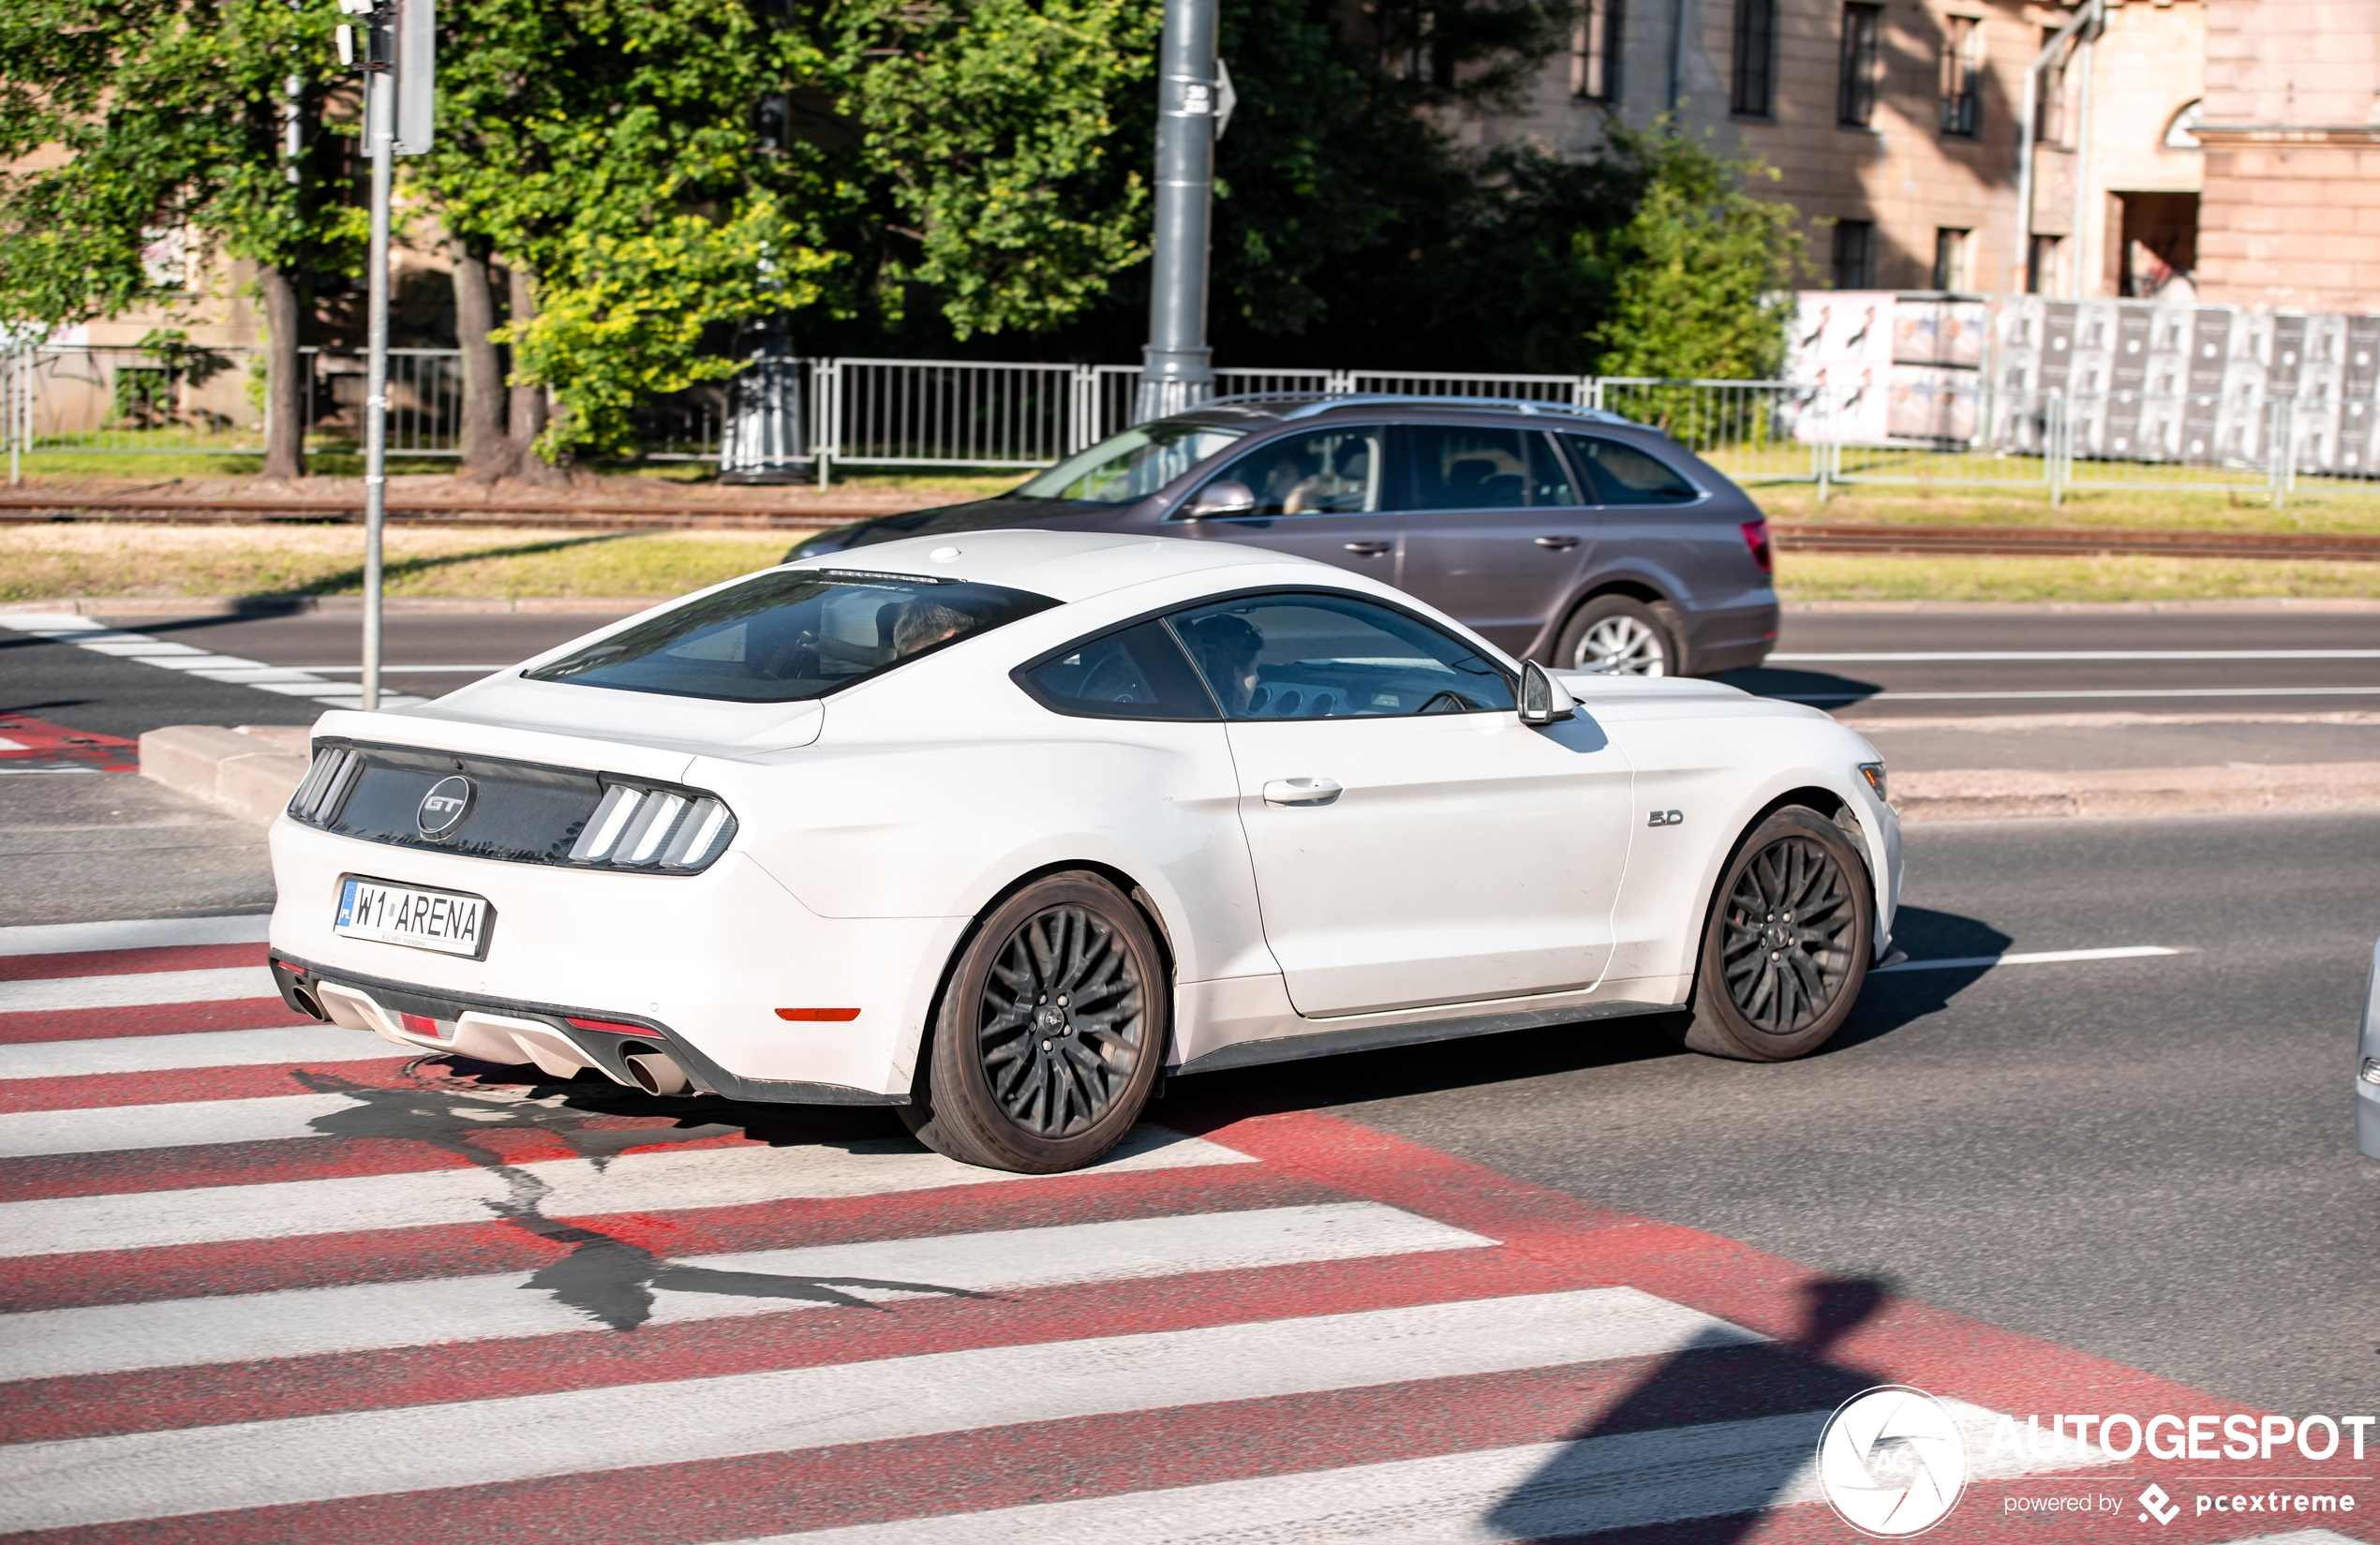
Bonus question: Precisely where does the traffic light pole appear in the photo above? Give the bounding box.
[360,62,394,711]
[1136,0,1220,423]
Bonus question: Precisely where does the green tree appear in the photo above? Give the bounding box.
[0,0,363,478]
[421,0,838,474]
[1581,128,1804,381]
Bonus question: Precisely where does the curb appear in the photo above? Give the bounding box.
[140,725,313,824]
[1894,762,2380,823]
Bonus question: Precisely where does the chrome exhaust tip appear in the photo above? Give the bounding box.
[290,984,327,1022]
[623,1048,690,1097]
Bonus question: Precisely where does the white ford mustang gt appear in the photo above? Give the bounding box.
[266,530,1902,1173]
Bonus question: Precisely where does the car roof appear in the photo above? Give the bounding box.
[781,527,1336,604]
[1168,393,1641,430]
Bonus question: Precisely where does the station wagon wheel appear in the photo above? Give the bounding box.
[1674,807,1873,1062]
[902,872,1168,1173]
[1554,595,1675,676]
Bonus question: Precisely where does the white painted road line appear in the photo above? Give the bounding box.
[1778,686,2380,704]
[0,1126,1254,1258]
[292,664,513,674]
[3,617,427,709]
[0,1203,1493,1382]
[0,1287,1755,1532]
[0,1092,371,1159]
[0,914,270,957]
[733,1397,2105,1545]
[1770,650,2380,662]
[1875,945,2180,975]
[0,966,280,1014]
[7,1025,399,1081]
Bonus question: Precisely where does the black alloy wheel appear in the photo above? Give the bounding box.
[902,872,1167,1173]
[1675,806,1873,1062]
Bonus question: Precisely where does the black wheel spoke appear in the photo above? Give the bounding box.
[973,901,1148,1139]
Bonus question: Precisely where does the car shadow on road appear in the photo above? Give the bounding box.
[1713,665,1884,709]
[1824,905,2012,1056]
[1483,1275,1890,1539]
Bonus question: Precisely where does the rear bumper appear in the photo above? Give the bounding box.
[267,815,962,1101]
[1681,597,1779,676]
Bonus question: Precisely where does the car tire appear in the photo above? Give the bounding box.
[900,872,1168,1173]
[1554,595,1679,676]
[1674,807,1873,1062]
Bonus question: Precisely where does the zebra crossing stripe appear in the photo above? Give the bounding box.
[0,1202,1491,1382]
[0,1287,1756,1533]
[0,1125,1255,1258]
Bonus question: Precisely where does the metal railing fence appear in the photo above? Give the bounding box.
[7,346,2373,508]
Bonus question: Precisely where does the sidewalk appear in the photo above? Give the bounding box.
[1860,711,2380,821]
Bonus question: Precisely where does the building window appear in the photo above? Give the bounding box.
[1832,220,1877,290]
[1932,227,1971,290]
[1939,15,1982,137]
[2034,26,2066,144]
[1837,4,1882,126]
[1571,0,1625,102]
[1732,0,1778,118]
[2026,232,2060,294]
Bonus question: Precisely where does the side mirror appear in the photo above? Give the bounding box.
[1518,660,1576,725]
[1182,480,1256,520]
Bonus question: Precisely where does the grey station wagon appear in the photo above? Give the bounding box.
[790,394,1779,676]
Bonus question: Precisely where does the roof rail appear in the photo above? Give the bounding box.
[1198,391,1637,426]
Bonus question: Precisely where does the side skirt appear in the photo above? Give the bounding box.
[1173,999,1673,1077]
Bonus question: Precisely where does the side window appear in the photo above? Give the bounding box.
[1168,592,1517,721]
[1565,435,1703,505]
[1198,426,1384,517]
[1530,431,1584,507]
[1017,620,1219,721]
[1406,425,1530,511]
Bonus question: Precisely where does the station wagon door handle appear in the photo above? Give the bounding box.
[1342,541,1393,556]
[1263,778,1343,807]
[1534,535,1580,549]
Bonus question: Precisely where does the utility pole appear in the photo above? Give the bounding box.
[1136,0,1229,423]
[336,0,433,710]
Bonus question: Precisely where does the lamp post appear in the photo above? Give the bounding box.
[1136,0,1226,423]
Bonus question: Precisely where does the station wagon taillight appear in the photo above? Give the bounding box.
[1740,518,1774,574]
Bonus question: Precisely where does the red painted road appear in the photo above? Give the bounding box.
[0,927,2370,1544]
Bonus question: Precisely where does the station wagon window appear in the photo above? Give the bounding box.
[1168,592,1516,720]
[1014,421,1246,505]
[1196,426,1385,516]
[1016,620,1220,721]
[1562,435,1703,505]
[1529,431,1584,506]
[1405,425,1531,511]
[524,570,1057,704]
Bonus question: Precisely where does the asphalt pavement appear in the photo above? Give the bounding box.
[6,602,2380,748]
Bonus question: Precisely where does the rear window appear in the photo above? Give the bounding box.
[523,569,1058,704]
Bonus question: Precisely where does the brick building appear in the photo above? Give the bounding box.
[1473,0,2373,314]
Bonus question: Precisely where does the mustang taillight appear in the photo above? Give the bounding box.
[570,784,737,870]
[289,745,364,822]
[1740,518,1774,574]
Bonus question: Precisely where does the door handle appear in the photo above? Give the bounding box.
[1534,535,1580,549]
[1342,541,1393,556]
[1263,777,1343,807]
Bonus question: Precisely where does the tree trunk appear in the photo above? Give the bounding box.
[259,262,306,482]
[503,261,566,485]
[452,244,510,481]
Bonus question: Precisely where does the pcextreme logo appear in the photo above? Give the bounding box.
[1816,1386,1969,1538]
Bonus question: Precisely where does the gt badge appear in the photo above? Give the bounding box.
[417,775,476,840]
[1648,809,1684,827]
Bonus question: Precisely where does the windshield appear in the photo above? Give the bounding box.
[1013,422,1246,505]
[523,569,1058,704]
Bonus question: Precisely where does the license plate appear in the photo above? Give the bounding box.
[335,877,493,958]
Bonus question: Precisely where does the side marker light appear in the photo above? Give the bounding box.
[778,1008,862,1022]
[1858,762,1888,801]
